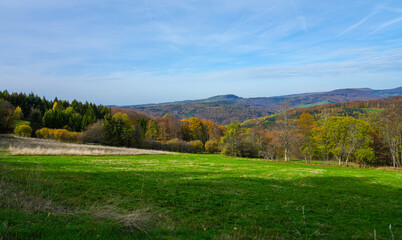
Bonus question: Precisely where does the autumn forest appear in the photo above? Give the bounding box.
[1,90,401,168]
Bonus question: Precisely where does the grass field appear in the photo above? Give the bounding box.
[1,150,401,239]
[365,108,385,113]
[296,101,331,108]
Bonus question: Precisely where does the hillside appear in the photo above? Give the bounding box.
[116,87,402,124]
[1,148,401,239]
[241,96,402,128]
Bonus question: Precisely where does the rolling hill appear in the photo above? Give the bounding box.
[115,87,402,124]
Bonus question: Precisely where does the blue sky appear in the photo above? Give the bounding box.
[1,0,401,105]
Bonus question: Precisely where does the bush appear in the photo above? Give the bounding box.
[81,122,106,144]
[205,140,220,153]
[57,130,82,143]
[67,132,82,143]
[35,127,82,143]
[189,140,204,153]
[54,129,69,140]
[14,125,32,137]
[16,120,30,127]
[36,128,51,139]
[145,139,204,153]
[166,138,192,152]
[145,139,166,151]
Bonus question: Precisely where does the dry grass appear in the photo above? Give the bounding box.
[0,134,174,156]
[89,204,154,233]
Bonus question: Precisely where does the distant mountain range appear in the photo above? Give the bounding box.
[112,87,402,124]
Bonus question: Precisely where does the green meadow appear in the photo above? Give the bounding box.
[1,153,401,239]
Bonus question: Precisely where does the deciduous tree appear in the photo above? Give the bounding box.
[378,108,402,167]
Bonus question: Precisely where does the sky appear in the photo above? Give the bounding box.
[0,0,402,105]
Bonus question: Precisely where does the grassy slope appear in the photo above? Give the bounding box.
[296,101,331,108]
[365,108,385,113]
[0,153,401,239]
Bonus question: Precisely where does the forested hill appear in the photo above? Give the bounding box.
[115,87,402,124]
[241,96,402,129]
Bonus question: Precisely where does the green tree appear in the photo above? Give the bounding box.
[43,108,65,129]
[221,123,257,157]
[297,112,316,163]
[145,119,160,141]
[324,116,373,165]
[355,148,376,167]
[81,108,97,130]
[0,100,22,133]
[221,123,244,156]
[28,108,43,134]
[102,112,134,147]
[63,107,82,131]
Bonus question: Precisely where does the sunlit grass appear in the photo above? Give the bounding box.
[0,151,401,239]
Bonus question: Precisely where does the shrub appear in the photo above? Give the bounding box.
[35,129,41,138]
[36,128,51,139]
[58,130,82,143]
[14,125,32,137]
[189,140,204,153]
[35,127,82,143]
[81,122,106,144]
[166,138,192,152]
[145,139,166,151]
[16,120,30,127]
[54,129,69,140]
[205,140,220,153]
[68,132,82,143]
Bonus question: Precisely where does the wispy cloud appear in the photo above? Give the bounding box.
[289,0,308,32]
[371,15,402,33]
[340,6,381,36]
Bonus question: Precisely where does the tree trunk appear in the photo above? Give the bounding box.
[392,155,396,168]
[284,148,288,161]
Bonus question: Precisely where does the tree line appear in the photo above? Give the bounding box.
[1,90,401,167]
[0,90,111,134]
[232,102,401,167]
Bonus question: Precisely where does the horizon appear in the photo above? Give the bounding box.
[1,0,402,105]
[2,86,401,107]
[115,86,402,106]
